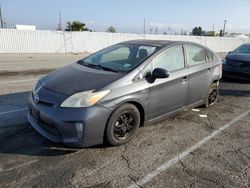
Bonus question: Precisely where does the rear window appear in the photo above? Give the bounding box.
[186,44,206,66]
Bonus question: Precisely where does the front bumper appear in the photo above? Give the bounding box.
[223,65,250,81]
[27,94,112,147]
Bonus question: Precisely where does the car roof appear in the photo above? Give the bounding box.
[120,40,189,48]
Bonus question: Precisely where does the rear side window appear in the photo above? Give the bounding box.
[153,46,185,72]
[186,45,206,66]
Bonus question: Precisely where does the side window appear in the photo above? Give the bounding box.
[206,50,213,62]
[153,46,185,72]
[186,45,206,66]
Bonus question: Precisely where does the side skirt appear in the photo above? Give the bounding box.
[144,100,204,126]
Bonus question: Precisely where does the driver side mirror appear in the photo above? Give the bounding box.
[145,68,169,83]
[152,68,169,79]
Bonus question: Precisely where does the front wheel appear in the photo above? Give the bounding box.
[105,104,140,146]
[205,82,219,108]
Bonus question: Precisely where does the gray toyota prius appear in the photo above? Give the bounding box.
[27,40,222,147]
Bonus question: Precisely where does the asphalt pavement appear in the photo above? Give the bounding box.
[0,54,249,188]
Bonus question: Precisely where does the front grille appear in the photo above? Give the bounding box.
[31,108,39,121]
[38,101,54,106]
[39,121,60,137]
[30,107,60,137]
[32,92,54,107]
[39,114,60,137]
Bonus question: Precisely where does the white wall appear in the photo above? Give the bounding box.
[16,25,36,30]
[0,29,249,53]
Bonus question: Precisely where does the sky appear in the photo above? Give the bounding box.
[1,0,250,34]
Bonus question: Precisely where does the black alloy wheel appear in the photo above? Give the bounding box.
[106,104,140,146]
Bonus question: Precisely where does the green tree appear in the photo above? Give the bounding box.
[65,21,89,31]
[192,26,203,36]
[106,26,116,33]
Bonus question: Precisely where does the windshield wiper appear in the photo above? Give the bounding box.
[80,61,121,73]
[79,60,102,69]
[95,65,119,73]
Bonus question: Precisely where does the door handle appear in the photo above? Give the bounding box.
[207,68,211,72]
[181,76,188,83]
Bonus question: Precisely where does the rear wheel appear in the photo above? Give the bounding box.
[205,82,219,108]
[106,104,140,146]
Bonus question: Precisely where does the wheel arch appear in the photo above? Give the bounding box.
[212,79,220,85]
[126,101,145,127]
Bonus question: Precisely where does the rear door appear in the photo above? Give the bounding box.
[148,45,189,119]
[184,44,213,105]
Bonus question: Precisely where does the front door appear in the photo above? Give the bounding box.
[148,45,189,120]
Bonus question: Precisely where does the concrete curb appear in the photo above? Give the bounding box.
[0,68,55,77]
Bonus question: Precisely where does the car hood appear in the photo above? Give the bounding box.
[226,53,250,62]
[40,63,123,96]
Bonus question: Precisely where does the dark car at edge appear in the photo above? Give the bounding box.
[223,43,250,81]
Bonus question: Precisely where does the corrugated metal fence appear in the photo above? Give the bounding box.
[0,29,249,53]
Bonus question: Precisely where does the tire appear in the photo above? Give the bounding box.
[204,82,219,108]
[105,103,140,146]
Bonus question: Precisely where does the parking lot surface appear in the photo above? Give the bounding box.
[0,54,249,188]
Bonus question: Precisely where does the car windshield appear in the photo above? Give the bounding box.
[79,44,158,73]
[233,44,250,54]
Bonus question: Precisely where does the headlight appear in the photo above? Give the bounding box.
[60,90,110,108]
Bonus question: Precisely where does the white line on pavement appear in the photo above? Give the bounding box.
[0,79,37,84]
[128,109,250,188]
[0,160,39,173]
[0,108,29,116]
